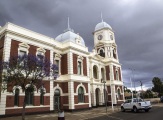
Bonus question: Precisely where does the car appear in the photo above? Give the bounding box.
[121,98,152,113]
[160,96,163,103]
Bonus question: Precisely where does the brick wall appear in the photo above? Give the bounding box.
[105,65,110,80]
[113,65,116,80]
[61,54,68,75]
[19,96,24,107]
[5,107,50,115]
[28,44,37,55]
[44,96,50,105]
[34,96,40,106]
[83,57,87,76]
[119,68,122,81]
[75,104,89,109]
[73,54,77,74]
[6,96,14,107]
[107,86,111,93]
[10,40,20,57]
[43,81,50,93]
[54,82,68,93]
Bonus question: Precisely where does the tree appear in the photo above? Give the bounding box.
[0,54,58,120]
[152,77,163,97]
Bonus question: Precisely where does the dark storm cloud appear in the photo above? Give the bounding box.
[0,0,163,89]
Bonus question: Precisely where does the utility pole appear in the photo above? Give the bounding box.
[140,81,143,99]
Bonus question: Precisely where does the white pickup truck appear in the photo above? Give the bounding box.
[121,98,152,113]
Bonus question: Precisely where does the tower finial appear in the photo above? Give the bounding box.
[64,16,74,32]
[68,16,70,29]
[101,12,103,22]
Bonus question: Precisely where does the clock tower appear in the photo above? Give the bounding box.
[93,19,118,60]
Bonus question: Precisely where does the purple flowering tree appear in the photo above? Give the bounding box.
[0,54,58,120]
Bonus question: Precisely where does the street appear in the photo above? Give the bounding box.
[0,103,162,120]
[89,105,163,120]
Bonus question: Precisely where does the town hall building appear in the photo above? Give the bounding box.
[0,18,124,116]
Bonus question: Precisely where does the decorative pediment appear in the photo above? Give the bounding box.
[37,47,46,54]
[78,55,83,60]
[19,42,30,49]
[54,53,62,58]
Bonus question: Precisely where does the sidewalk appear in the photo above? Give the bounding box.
[0,106,121,120]
[1,103,162,120]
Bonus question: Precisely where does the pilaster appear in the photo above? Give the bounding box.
[68,81,74,109]
[88,83,91,107]
[68,51,73,74]
[3,36,12,61]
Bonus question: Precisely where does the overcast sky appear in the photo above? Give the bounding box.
[0,0,163,90]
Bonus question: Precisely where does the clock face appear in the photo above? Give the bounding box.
[98,35,103,40]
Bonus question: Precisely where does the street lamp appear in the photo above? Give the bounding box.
[101,79,107,113]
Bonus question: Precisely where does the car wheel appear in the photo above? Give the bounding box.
[145,109,149,112]
[121,107,125,112]
[133,106,138,113]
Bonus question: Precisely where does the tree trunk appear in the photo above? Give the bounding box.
[22,93,26,120]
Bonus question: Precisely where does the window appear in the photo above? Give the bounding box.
[19,50,27,66]
[99,49,105,57]
[55,60,59,74]
[93,65,98,79]
[78,87,84,103]
[117,89,121,99]
[26,87,34,105]
[78,61,82,75]
[54,53,61,75]
[77,56,83,75]
[19,50,27,57]
[18,42,29,57]
[37,53,44,62]
[14,88,19,106]
[113,49,116,59]
[40,91,44,105]
[116,70,119,80]
[110,35,113,40]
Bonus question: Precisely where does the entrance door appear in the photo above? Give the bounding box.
[54,89,60,111]
[96,88,100,107]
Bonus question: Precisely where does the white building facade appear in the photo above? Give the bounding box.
[0,20,124,116]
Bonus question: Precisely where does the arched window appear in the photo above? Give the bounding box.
[14,88,19,106]
[116,70,119,80]
[113,48,116,59]
[78,87,84,103]
[78,61,82,75]
[26,87,34,105]
[93,65,98,79]
[77,56,83,75]
[40,89,44,105]
[117,89,121,99]
[99,49,105,57]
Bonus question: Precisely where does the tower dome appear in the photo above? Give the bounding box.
[55,30,85,46]
[55,17,85,46]
[95,21,112,31]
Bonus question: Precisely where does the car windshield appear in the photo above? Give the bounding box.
[133,98,143,102]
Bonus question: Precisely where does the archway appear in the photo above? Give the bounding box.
[95,88,100,107]
[54,89,60,111]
